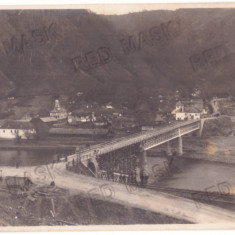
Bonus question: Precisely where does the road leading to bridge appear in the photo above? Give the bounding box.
[0,162,235,224]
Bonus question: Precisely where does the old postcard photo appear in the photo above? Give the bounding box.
[0,3,234,231]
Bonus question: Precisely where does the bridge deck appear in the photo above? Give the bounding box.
[68,119,201,160]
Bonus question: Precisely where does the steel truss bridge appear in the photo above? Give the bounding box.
[66,119,204,183]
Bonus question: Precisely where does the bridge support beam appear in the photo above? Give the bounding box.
[166,141,172,156]
[139,146,149,185]
[197,119,205,136]
[176,136,183,156]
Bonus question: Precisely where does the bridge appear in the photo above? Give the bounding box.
[66,119,205,184]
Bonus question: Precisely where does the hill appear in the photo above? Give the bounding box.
[0,9,235,112]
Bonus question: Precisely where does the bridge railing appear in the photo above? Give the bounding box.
[143,131,180,150]
[75,119,201,159]
[180,122,199,135]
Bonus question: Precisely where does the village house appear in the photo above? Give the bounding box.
[0,120,36,139]
[40,117,58,123]
[105,103,114,109]
[172,99,207,121]
[68,111,96,125]
[175,106,201,120]
[50,100,67,120]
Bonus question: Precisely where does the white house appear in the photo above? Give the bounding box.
[0,121,36,139]
[68,111,96,125]
[175,107,201,120]
[175,112,187,120]
[105,103,113,109]
[173,100,204,121]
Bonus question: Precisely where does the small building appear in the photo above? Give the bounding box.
[40,117,58,123]
[50,100,67,120]
[173,100,204,121]
[175,112,187,120]
[77,92,83,97]
[175,107,201,120]
[0,121,36,139]
[105,103,113,109]
[68,111,96,125]
[113,112,122,118]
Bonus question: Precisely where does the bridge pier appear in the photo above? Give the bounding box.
[197,119,205,136]
[176,136,183,156]
[166,141,172,156]
[139,146,149,185]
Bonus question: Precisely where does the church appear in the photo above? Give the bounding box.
[50,100,67,120]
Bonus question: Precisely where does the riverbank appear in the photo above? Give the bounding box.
[0,138,105,151]
[183,136,235,164]
[148,136,235,164]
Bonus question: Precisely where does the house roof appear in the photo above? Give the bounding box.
[171,107,181,114]
[184,106,201,113]
[0,120,34,130]
[40,117,58,123]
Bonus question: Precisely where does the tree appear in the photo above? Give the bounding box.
[14,131,22,144]
[30,118,49,140]
[23,129,36,142]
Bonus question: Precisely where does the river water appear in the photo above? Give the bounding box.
[0,139,234,193]
[147,156,235,193]
[0,149,71,167]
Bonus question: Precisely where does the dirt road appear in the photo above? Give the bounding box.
[1,162,235,224]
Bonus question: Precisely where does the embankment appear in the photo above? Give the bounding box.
[183,116,235,163]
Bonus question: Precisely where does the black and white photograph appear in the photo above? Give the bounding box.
[0,3,234,230]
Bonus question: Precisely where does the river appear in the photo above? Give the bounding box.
[0,138,234,194]
[147,155,235,193]
[0,149,71,167]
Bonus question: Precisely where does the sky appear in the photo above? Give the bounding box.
[0,1,235,15]
[74,3,235,15]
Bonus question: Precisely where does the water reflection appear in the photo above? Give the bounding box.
[0,149,71,167]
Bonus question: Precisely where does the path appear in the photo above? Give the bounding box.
[1,162,235,224]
